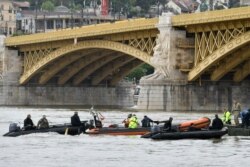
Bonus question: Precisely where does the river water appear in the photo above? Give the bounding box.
[0,107,249,167]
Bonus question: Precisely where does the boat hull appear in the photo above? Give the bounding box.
[228,126,250,136]
[86,127,151,135]
[151,129,228,140]
[3,126,83,137]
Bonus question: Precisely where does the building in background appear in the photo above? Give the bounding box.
[0,0,17,36]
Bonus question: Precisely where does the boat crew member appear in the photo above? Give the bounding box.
[123,114,132,128]
[141,115,154,127]
[24,114,36,130]
[232,100,241,126]
[71,112,86,133]
[211,114,223,130]
[128,114,139,129]
[162,117,173,132]
[71,112,82,126]
[37,115,49,129]
[222,108,231,125]
[241,109,250,128]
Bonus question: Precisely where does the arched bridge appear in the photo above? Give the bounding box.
[5,6,250,86]
[5,18,159,86]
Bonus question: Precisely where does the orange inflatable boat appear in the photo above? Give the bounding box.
[178,117,211,132]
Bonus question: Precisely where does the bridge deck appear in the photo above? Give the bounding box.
[172,6,250,26]
[5,18,158,46]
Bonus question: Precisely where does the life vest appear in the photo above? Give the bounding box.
[128,116,139,129]
[223,111,231,124]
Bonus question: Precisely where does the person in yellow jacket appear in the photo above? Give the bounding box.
[222,108,231,125]
[128,114,139,129]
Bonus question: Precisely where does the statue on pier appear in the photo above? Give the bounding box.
[141,29,171,80]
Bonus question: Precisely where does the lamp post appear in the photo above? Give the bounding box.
[81,0,85,26]
[157,1,160,17]
[0,12,3,34]
[35,0,38,33]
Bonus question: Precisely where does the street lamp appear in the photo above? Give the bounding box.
[157,1,160,17]
[35,0,38,33]
[70,0,74,29]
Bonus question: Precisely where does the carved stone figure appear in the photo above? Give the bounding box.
[141,14,172,81]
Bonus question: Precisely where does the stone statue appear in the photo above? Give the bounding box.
[141,30,171,80]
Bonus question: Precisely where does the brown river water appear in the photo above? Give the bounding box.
[0,107,250,167]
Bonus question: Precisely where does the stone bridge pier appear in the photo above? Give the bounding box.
[137,13,250,112]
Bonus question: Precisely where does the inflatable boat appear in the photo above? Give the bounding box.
[150,128,228,140]
[3,123,86,137]
[228,126,250,136]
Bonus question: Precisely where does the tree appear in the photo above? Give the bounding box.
[126,64,154,83]
[41,0,55,12]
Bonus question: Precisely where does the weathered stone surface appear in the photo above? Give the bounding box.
[137,80,250,112]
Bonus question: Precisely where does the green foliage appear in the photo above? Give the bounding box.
[41,0,55,12]
[126,64,154,83]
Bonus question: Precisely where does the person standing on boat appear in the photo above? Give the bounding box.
[211,114,223,130]
[232,100,241,126]
[222,108,231,125]
[128,114,139,129]
[37,115,49,129]
[141,115,154,127]
[123,114,132,128]
[71,112,86,133]
[71,112,82,126]
[24,114,36,130]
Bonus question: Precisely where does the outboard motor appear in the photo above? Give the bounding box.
[9,123,20,132]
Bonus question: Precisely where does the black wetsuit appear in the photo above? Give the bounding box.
[211,117,224,130]
[141,117,154,127]
[24,117,35,130]
[71,114,81,126]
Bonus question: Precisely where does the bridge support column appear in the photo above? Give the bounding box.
[137,13,195,110]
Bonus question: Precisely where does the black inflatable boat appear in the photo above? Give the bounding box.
[3,122,87,137]
[142,128,228,140]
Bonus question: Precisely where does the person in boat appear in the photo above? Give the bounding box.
[71,112,86,133]
[93,114,103,128]
[128,114,139,129]
[122,114,132,128]
[24,114,36,130]
[141,115,154,127]
[162,117,173,132]
[210,114,224,130]
[37,115,49,129]
[222,108,231,125]
[232,100,241,126]
[240,109,250,128]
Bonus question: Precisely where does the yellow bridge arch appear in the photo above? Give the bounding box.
[20,40,154,85]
